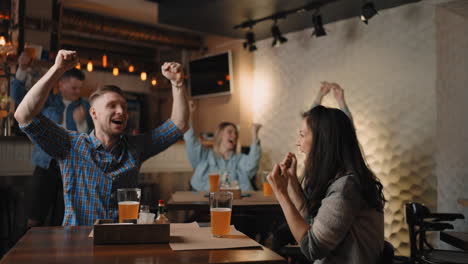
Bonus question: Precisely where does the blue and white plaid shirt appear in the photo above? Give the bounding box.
[21,113,182,226]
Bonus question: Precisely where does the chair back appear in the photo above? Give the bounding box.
[405,202,426,263]
[405,202,466,264]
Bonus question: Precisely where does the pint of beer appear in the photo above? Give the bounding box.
[118,201,139,223]
[210,208,232,236]
[262,171,273,196]
[117,188,141,223]
[209,191,233,237]
[263,182,273,196]
[208,173,220,192]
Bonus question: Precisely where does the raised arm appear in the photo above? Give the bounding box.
[162,62,189,133]
[238,123,262,177]
[329,82,353,120]
[183,101,210,167]
[311,81,331,108]
[14,50,78,126]
[10,52,32,105]
[251,123,262,144]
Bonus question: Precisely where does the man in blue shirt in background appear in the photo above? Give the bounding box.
[11,52,92,227]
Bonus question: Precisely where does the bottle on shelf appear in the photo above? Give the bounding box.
[154,199,169,224]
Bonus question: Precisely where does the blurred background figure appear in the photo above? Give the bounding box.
[184,100,262,191]
[11,51,93,227]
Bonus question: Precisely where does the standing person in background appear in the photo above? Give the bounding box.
[184,101,262,191]
[267,102,385,263]
[11,51,92,227]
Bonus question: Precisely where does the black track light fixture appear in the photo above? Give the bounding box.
[312,14,326,37]
[271,23,288,47]
[243,30,257,52]
[361,2,378,24]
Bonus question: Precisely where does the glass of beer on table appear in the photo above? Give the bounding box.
[117,188,141,223]
[208,172,220,192]
[209,191,233,237]
[262,171,273,196]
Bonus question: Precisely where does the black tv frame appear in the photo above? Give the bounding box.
[188,50,233,98]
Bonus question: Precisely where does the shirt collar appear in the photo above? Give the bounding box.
[90,130,126,152]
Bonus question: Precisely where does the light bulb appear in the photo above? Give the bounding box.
[113,67,119,76]
[102,54,108,68]
[151,79,157,86]
[128,65,135,73]
[140,72,147,81]
[87,59,93,72]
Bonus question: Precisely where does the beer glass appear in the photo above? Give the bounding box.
[262,171,273,196]
[210,191,233,237]
[117,188,141,223]
[208,173,220,192]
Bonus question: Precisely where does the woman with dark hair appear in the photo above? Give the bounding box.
[184,101,262,191]
[268,90,385,263]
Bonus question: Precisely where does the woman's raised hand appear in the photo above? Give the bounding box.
[267,164,288,197]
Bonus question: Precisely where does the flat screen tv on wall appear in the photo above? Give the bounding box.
[189,51,232,98]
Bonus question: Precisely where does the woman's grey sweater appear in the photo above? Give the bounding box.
[300,175,384,263]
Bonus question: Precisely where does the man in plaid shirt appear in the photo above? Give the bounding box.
[15,50,189,225]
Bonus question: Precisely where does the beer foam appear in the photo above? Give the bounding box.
[118,201,140,205]
[210,208,231,212]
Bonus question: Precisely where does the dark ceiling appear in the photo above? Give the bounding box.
[157,0,420,40]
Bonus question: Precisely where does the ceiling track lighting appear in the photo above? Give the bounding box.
[271,22,288,47]
[312,13,326,37]
[234,1,333,50]
[243,30,257,52]
[361,2,378,24]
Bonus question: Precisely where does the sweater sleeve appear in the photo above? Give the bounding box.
[300,176,362,261]
[238,140,261,179]
[183,126,209,168]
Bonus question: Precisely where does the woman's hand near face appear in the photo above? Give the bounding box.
[280,152,297,178]
[268,163,309,245]
[267,164,288,197]
[281,152,306,216]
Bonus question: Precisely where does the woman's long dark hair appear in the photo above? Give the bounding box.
[301,105,386,217]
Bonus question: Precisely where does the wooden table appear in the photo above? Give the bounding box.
[0,226,285,264]
[168,191,279,210]
[167,191,284,244]
[440,231,468,252]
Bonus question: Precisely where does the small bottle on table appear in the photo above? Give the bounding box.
[155,199,169,224]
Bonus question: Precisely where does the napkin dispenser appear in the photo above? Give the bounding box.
[219,187,241,199]
[93,219,169,244]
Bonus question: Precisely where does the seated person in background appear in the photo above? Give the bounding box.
[11,51,92,227]
[312,81,352,120]
[267,99,385,263]
[184,101,262,191]
[14,50,189,226]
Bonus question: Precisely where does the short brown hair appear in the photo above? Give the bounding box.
[59,68,85,82]
[89,85,125,105]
